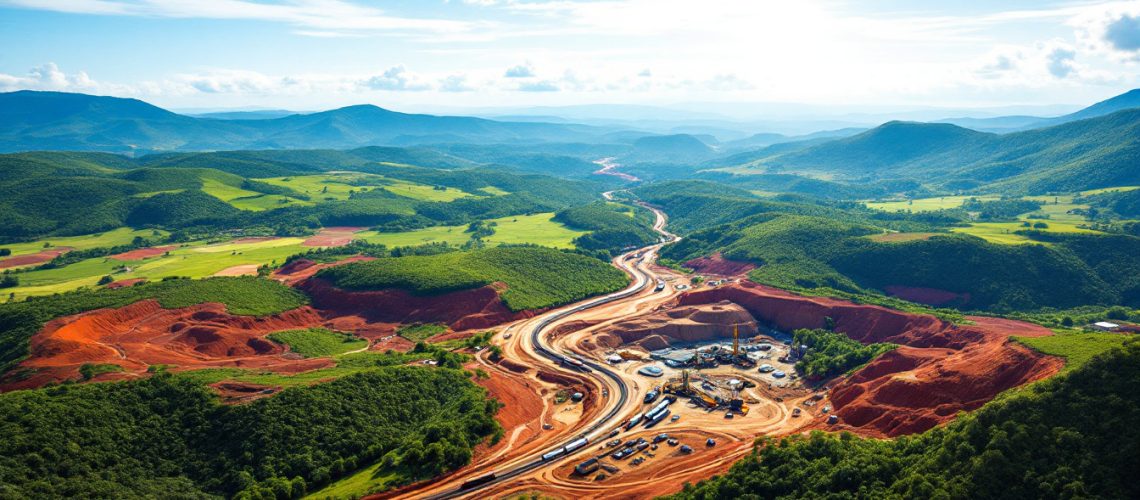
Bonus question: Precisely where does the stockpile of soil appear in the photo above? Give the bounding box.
[683,253,756,276]
[597,300,758,350]
[677,281,1063,437]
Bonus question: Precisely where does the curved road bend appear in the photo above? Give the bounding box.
[420,202,678,500]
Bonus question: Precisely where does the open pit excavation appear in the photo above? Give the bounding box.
[387,205,1066,500]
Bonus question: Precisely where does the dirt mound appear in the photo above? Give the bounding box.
[298,278,539,332]
[1,300,334,391]
[109,245,177,261]
[684,253,756,276]
[303,227,365,247]
[677,282,1062,437]
[210,381,279,403]
[884,285,970,307]
[273,256,376,285]
[599,300,758,349]
[0,247,72,269]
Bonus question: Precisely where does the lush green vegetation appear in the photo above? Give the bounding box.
[670,339,1140,500]
[553,202,658,253]
[0,277,307,375]
[397,323,448,342]
[317,246,629,311]
[1015,331,1132,372]
[792,328,897,379]
[266,328,367,358]
[0,364,501,499]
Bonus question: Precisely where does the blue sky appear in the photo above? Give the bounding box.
[2,0,1140,112]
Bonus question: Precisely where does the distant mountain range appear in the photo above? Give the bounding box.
[0,91,619,154]
[938,89,1140,132]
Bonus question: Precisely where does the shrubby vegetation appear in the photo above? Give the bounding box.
[317,246,629,311]
[670,339,1140,499]
[0,365,501,498]
[553,202,658,253]
[266,328,367,357]
[792,328,897,379]
[0,277,307,375]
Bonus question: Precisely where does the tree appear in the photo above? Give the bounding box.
[97,275,115,286]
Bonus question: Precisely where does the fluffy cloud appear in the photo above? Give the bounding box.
[0,63,98,92]
[361,66,432,91]
[1104,14,1140,51]
[1046,46,1077,78]
[516,80,559,92]
[504,62,536,78]
[438,74,474,92]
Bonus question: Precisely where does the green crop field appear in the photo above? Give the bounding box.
[478,186,510,196]
[267,328,368,357]
[259,173,368,201]
[1016,331,1132,372]
[357,213,586,249]
[201,178,310,211]
[0,228,167,257]
[865,195,1001,212]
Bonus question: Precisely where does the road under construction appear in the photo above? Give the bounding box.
[397,199,819,500]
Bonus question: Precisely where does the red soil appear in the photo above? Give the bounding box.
[109,245,178,261]
[2,300,334,391]
[212,264,260,277]
[298,278,540,332]
[678,281,1063,437]
[0,247,72,269]
[684,252,756,276]
[105,278,147,289]
[272,256,376,285]
[884,285,970,307]
[302,227,366,247]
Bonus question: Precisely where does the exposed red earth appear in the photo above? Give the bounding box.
[302,226,366,247]
[272,256,375,285]
[677,282,1063,437]
[0,247,72,269]
[884,285,971,306]
[109,245,178,260]
[683,252,756,276]
[105,278,147,289]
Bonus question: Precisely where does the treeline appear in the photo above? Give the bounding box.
[669,339,1140,499]
[792,328,897,379]
[554,202,659,253]
[0,277,306,376]
[0,366,501,499]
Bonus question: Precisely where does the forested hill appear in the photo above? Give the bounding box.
[749,106,1140,193]
[0,91,614,153]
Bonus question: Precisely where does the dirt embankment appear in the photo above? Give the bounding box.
[683,252,756,276]
[597,300,759,350]
[298,278,540,332]
[272,257,376,285]
[677,282,1063,437]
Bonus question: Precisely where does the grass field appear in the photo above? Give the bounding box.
[478,186,510,196]
[173,351,434,387]
[259,173,476,203]
[865,195,1001,212]
[5,237,308,300]
[267,328,368,357]
[357,213,587,249]
[200,178,308,211]
[397,323,447,342]
[1016,331,1132,372]
[0,228,167,257]
[306,462,408,499]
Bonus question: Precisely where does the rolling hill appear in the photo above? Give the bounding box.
[0,91,617,154]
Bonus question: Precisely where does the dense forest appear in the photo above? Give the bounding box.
[0,366,501,499]
[669,339,1140,499]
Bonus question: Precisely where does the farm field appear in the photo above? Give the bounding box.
[0,228,166,257]
[4,237,308,300]
[259,173,476,203]
[200,178,308,211]
[306,461,407,500]
[865,195,1001,212]
[358,213,586,249]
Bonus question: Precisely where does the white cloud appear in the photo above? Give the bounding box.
[3,0,474,36]
[1105,13,1140,51]
[516,80,559,92]
[503,62,535,78]
[1046,46,1078,78]
[361,66,432,91]
[438,74,474,92]
[0,63,100,92]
